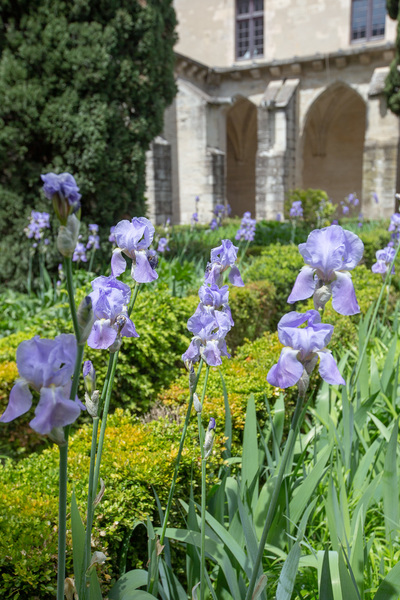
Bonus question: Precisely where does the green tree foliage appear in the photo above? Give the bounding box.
[385,0,400,114]
[0,0,177,288]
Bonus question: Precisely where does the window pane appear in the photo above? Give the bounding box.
[237,20,250,57]
[371,0,386,36]
[351,0,368,40]
[254,0,264,12]
[238,0,250,15]
[253,16,264,55]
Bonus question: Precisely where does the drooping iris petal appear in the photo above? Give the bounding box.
[267,347,304,388]
[201,340,223,366]
[132,251,158,283]
[182,338,201,363]
[111,249,127,277]
[317,350,346,386]
[120,319,139,339]
[0,380,32,422]
[331,271,360,316]
[87,319,118,350]
[229,265,244,287]
[30,386,82,435]
[287,266,316,303]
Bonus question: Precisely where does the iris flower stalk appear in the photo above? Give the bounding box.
[351,239,400,392]
[83,282,141,596]
[246,311,345,600]
[58,256,85,600]
[147,359,204,596]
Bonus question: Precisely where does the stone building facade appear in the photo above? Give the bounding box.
[146,0,399,224]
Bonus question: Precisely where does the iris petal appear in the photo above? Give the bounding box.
[287,266,316,303]
[331,271,360,315]
[267,347,304,388]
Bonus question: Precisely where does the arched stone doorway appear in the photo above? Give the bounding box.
[226,97,257,217]
[302,83,366,208]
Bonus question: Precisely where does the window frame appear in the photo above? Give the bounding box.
[235,0,264,61]
[350,0,386,43]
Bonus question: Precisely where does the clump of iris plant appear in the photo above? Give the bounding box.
[72,240,88,263]
[183,240,243,367]
[289,200,303,218]
[87,224,100,251]
[0,334,83,438]
[24,210,51,247]
[388,213,400,247]
[111,217,158,283]
[288,224,364,315]
[235,211,256,242]
[157,237,170,254]
[209,203,231,230]
[267,309,345,394]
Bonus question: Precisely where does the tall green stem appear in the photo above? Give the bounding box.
[198,366,210,600]
[147,360,204,595]
[64,256,80,338]
[245,396,304,600]
[92,351,119,502]
[57,444,69,600]
[57,253,85,600]
[351,242,400,391]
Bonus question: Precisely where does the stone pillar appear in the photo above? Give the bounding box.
[362,67,400,219]
[145,137,173,226]
[256,79,299,220]
[207,147,225,208]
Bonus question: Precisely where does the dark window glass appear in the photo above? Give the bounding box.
[236,0,264,59]
[351,0,385,41]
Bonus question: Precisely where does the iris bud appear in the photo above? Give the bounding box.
[204,417,216,459]
[57,214,80,257]
[193,392,202,413]
[78,297,95,344]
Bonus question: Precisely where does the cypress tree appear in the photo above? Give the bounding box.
[0,0,177,288]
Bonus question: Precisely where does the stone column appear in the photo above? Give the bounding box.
[256,79,299,220]
[362,67,400,219]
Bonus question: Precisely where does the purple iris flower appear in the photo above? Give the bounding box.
[0,335,82,435]
[235,211,256,242]
[182,309,232,367]
[371,247,396,277]
[157,237,170,253]
[373,192,379,204]
[214,203,225,218]
[24,210,51,242]
[388,213,400,233]
[288,225,364,315]
[111,217,158,283]
[41,172,81,224]
[267,310,345,389]
[109,226,116,244]
[342,205,349,215]
[205,239,244,287]
[210,218,218,231]
[73,241,88,263]
[290,200,303,218]
[87,276,139,350]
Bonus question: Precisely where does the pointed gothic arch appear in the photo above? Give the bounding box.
[226,96,257,217]
[301,82,366,207]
